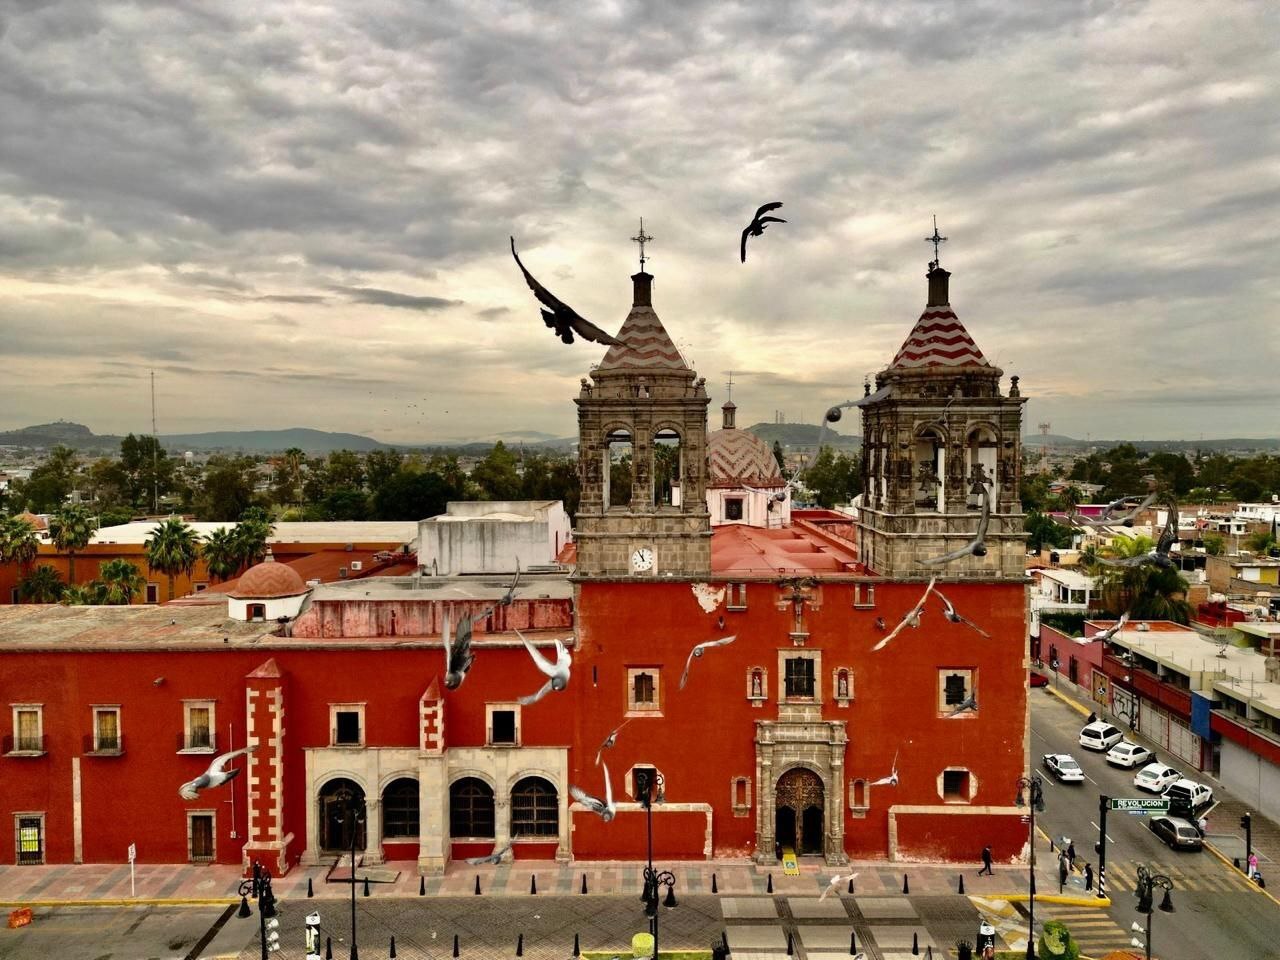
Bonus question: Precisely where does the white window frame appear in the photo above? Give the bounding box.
[939,767,976,804]
[187,809,216,863]
[180,701,217,753]
[779,650,821,703]
[145,583,159,604]
[626,667,662,715]
[329,703,366,747]
[731,776,752,817]
[727,582,747,610]
[848,778,870,817]
[623,763,665,802]
[853,583,876,609]
[938,668,975,715]
[9,704,44,755]
[92,705,122,753]
[485,703,521,747]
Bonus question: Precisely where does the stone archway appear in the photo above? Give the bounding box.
[775,768,825,856]
[755,716,848,866]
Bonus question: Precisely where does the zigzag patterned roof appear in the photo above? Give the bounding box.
[596,304,690,373]
[707,428,784,487]
[889,306,991,370]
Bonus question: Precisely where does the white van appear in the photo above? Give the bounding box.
[1079,721,1124,751]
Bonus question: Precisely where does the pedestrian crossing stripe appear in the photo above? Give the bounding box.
[1042,908,1131,951]
[1103,863,1253,893]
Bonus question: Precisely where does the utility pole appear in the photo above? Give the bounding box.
[150,370,159,514]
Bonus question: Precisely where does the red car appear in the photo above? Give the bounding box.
[1029,670,1050,688]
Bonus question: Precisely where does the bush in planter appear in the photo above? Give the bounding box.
[1038,919,1080,959]
[632,933,655,958]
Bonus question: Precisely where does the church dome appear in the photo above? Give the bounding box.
[15,512,48,531]
[229,561,307,599]
[708,414,784,489]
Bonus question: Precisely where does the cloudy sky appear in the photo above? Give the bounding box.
[1,0,1277,444]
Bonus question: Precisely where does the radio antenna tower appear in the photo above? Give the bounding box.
[1038,422,1052,475]
[151,370,160,513]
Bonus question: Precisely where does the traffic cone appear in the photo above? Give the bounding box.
[903,874,910,894]
[475,875,481,895]
[958,874,965,894]
[420,875,426,896]
[767,873,773,893]
[711,873,718,893]
[453,934,460,958]
[516,933,524,956]
[307,877,314,898]
[581,873,588,894]
[363,877,370,897]
[530,874,537,895]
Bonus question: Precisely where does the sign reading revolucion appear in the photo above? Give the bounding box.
[1109,797,1171,812]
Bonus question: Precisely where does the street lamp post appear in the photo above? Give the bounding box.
[334,786,367,960]
[1132,864,1174,960]
[238,861,280,959]
[1015,774,1045,960]
[636,770,676,960]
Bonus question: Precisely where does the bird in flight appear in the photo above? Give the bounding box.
[571,762,616,822]
[465,842,513,866]
[872,578,937,651]
[179,745,257,800]
[444,563,522,690]
[819,872,859,901]
[1097,499,1178,570]
[1071,492,1157,528]
[515,630,572,705]
[679,635,738,689]
[869,750,899,787]
[945,694,978,718]
[933,588,991,638]
[1073,611,1130,645]
[923,485,992,566]
[740,202,786,263]
[595,719,632,766]
[510,237,622,346]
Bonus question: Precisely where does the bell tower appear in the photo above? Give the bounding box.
[857,238,1026,579]
[573,226,711,579]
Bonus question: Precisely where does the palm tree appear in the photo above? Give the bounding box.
[48,505,97,586]
[97,558,146,604]
[231,511,274,573]
[0,515,40,570]
[18,564,64,603]
[1096,535,1193,624]
[60,583,100,606]
[201,526,240,582]
[144,516,201,601]
[1246,531,1278,555]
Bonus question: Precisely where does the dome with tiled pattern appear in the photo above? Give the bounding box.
[228,561,307,599]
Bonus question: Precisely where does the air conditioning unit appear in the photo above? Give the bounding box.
[350,561,363,571]
[1136,622,1151,632]
[338,567,348,579]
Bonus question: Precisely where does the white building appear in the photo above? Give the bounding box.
[417,501,570,576]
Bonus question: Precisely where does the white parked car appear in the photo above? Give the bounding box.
[1106,740,1154,768]
[1042,753,1085,783]
[1079,721,1124,752]
[1134,762,1181,794]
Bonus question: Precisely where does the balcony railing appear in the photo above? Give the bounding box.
[177,731,217,752]
[3,734,46,755]
[83,733,124,755]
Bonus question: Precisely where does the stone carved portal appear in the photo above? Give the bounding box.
[775,768,825,855]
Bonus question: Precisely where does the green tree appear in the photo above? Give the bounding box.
[18,564,64,603]
[232,508,274,571]
[1038,918,1081,960]
[1202,533,1226,556]
[272,447,306,506]
[326,450,366,490]
[120,433,176,509]
[97,558,146,604]
[1246,531,1278,555]
[1096,536,1194,623]
[48,504,97,586]
[17,445,80,511]
[372,469,457,520]
[201,526,240,582]
[145,516,201,601]
[1147,452,1194,496]
[471,441,522,500]
[1025,511,1074,551]
[804,448,860,508]
[196,456,257,521]
[365,449,403,497]
[0,514,40,570]
[85,457,131,511]
[60,583,100,606]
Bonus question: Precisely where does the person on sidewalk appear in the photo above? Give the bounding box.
[979,845,994,876]
[1083,862,1094,891]
[1248,853,1259,880]
[1086,710,1097,724]
[1198,815,1208,837]
[1066,839,1076,871]
[1058,852,1069,893]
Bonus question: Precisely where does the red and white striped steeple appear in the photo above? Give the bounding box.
[888,265,992,371]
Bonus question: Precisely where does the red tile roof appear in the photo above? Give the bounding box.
[890,306,991,371]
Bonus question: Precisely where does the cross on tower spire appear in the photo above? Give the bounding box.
[725,370,735,402]
[631,217,654,273]
[925,214,947,270]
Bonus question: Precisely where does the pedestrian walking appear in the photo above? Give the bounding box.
[1066,840,1076,871]
[1058,852,1068,893]
[1086,710,1097,724]
[978,845,993,876]
[1248,853,1259,880]
[1084,862,1094,891]
[1197,815,1208,837]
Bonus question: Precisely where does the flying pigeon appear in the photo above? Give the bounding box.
[465,842,513,866]
[872,579,937,651]
[571,762,616,822]
[945,694,978,718]
[743,471,802,511]
[178,745,257,800]
[740,202,786,263]
[515,629,572,705]
[443,564,522,690]
[679,635,738,689]
[819,872,859,901]
[869,750,899,787]
[510,237,622,346]
[595,719,632,766]
[1097,499,1178,570]
[923,485,992,566]
[1072,492,1157,528]
[933,588,991,638]
[1073,611,1130,645]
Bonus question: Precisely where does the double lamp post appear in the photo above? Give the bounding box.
[635,769,678,959]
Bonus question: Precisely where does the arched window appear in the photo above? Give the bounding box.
[965,426,999,505]
[604,428,633,508]
[511,776,558,837]
[914,427,944,510]
[449,777,495,839]
[382,778,419,839]
[654,428,682,507]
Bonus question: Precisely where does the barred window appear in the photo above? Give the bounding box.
[511,776,558,838]
[784,657,815,698]
[449,777,494,839]
[382,778,420,839]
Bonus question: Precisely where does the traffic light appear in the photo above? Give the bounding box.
[1241,813,1251,830]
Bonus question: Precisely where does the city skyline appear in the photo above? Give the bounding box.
[1,1,1277,443]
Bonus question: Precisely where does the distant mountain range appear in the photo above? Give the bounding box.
[1024,433,1280,453]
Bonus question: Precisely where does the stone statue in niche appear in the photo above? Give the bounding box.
[750,670,764,698]
[837,671,849,699]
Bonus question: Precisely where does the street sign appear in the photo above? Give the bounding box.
[127,843,136,863]
[1109,797,1170,813]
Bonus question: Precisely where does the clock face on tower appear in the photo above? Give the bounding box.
[630,546,655,574]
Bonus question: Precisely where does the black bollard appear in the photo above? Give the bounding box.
[363,877,371,897]
[453,934,460,958]
[573,933,580,957]
[307,877,314,898]
[925,945,933,959]
[325,936,332,960]
[420,875,426,896]
[903,873,910,894]
[786,931,793,955]
[530,874,537,895]
[958,874,965,894]
[767,873,773,893]
[711,873,718,894]
[1030,874,1036,895]
[516,933,524,957]
[847,877,855,894]
[475,875,481,895]
[390,936,397,959]
[581,873,588,895]
[849,930,858,955]
[912,930,920,955]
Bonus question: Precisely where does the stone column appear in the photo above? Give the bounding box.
[242,658,294,875]
[364,797,384,865]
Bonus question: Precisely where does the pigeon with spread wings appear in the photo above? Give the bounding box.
[595,719,631,766]
[515,629,572,705]
[740,202,786,262]
[1073,611,1129,645]
[1097,498,1178,569]
[571,762,616,822]
[869,750,899,787]
[179,745,257,800]
[872,578,936,651]
[1072,492,1156,528]
[945,694,978,718]
[510,238,622,346]
[922,485,992,566]
[444,563,522,690]
[679,635,738,689]
[934,588,991,638]
[819,872,859,901]
[465,842,512,866]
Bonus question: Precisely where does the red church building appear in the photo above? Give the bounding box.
[0,249,1030,873]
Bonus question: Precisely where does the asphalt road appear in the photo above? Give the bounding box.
[1031,688,1279,959]
[0,903,238,960]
